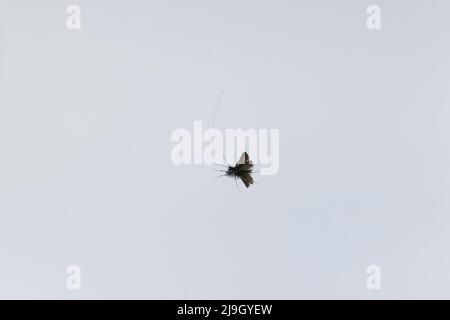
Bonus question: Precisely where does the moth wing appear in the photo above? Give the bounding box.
[240,173,254,188]
[237,152,252,165]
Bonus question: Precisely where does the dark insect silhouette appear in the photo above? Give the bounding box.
[216,152,255,188]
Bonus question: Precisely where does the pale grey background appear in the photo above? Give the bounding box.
[0,0,449,299]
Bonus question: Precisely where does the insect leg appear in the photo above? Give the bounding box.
[213,174,227,179]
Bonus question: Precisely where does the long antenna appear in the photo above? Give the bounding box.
[211,90,227,165]
[212,90,225,129]
[234,176,240,190]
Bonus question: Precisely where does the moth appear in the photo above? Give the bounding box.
[216,152,255,188]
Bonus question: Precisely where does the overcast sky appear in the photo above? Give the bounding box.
[0,0,449,299]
